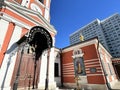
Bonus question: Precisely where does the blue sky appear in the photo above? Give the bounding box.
[50,0,120,48]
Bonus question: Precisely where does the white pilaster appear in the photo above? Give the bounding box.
[0,25,22,90]
[38,50,48,89]
[0,19,9,51]
[48,47,57,89]
[44,8,49,21]
[44,0,50,21]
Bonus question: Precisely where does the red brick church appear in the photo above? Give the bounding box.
[58,37,120,90]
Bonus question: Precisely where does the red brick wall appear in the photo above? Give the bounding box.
[87,75,105,84]
[62,50,73,64]
[61,43,106,84]
[82,44,98,60]
[82,44,106,84]
[62,50,75,83]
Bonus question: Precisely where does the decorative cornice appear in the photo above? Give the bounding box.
[4,0,57,34]
[62,38,98,53]
[0,12,31,29]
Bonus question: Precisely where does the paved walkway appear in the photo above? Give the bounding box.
[59,81,120,90]
[18,81,120,90]
[111,81,120,90]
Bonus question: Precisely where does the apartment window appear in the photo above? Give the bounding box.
[111,53,115,55]
[116,28,119,30]
[54,63,59,77]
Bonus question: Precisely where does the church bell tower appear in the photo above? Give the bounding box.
[14,0,51,21]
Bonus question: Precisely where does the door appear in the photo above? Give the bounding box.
[11,51,41,89]
[115,64,120,80]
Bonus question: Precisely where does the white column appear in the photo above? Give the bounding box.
[38,50,48,89]
[38,37,57,90]
[48,47,57,89]
[0,26,22,90]
[47,37,58,89]
[44,0,50,21]
[52,37,55,47]
[44,8,50,21]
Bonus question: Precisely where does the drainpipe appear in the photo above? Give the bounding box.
[97,40,111,90]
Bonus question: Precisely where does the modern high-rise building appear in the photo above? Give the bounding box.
[70,13,120,57]
[101,14,120,58]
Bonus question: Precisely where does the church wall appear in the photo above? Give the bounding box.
[0,19,9,60]
[54,48,62,87]
[61,39,116,90]
[0,22,15,66]
[62,50,75,83]
[61,43,106,84]
[0,24,23,90]
[0,0,57,89]
[81,44,106,84]
[98,44,118,88]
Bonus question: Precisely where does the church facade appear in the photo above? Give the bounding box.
[0,0,58,90]
[0,0,120,90]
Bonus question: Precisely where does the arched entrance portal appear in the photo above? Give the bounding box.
[27,26,53,59]
[11,26,53,90]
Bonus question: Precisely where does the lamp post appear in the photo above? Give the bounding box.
[74,75,81,90]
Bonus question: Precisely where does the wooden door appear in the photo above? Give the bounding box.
[11,52,41,89]
[115,64,120,80]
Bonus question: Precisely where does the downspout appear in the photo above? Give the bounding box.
[97,40,111,90]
